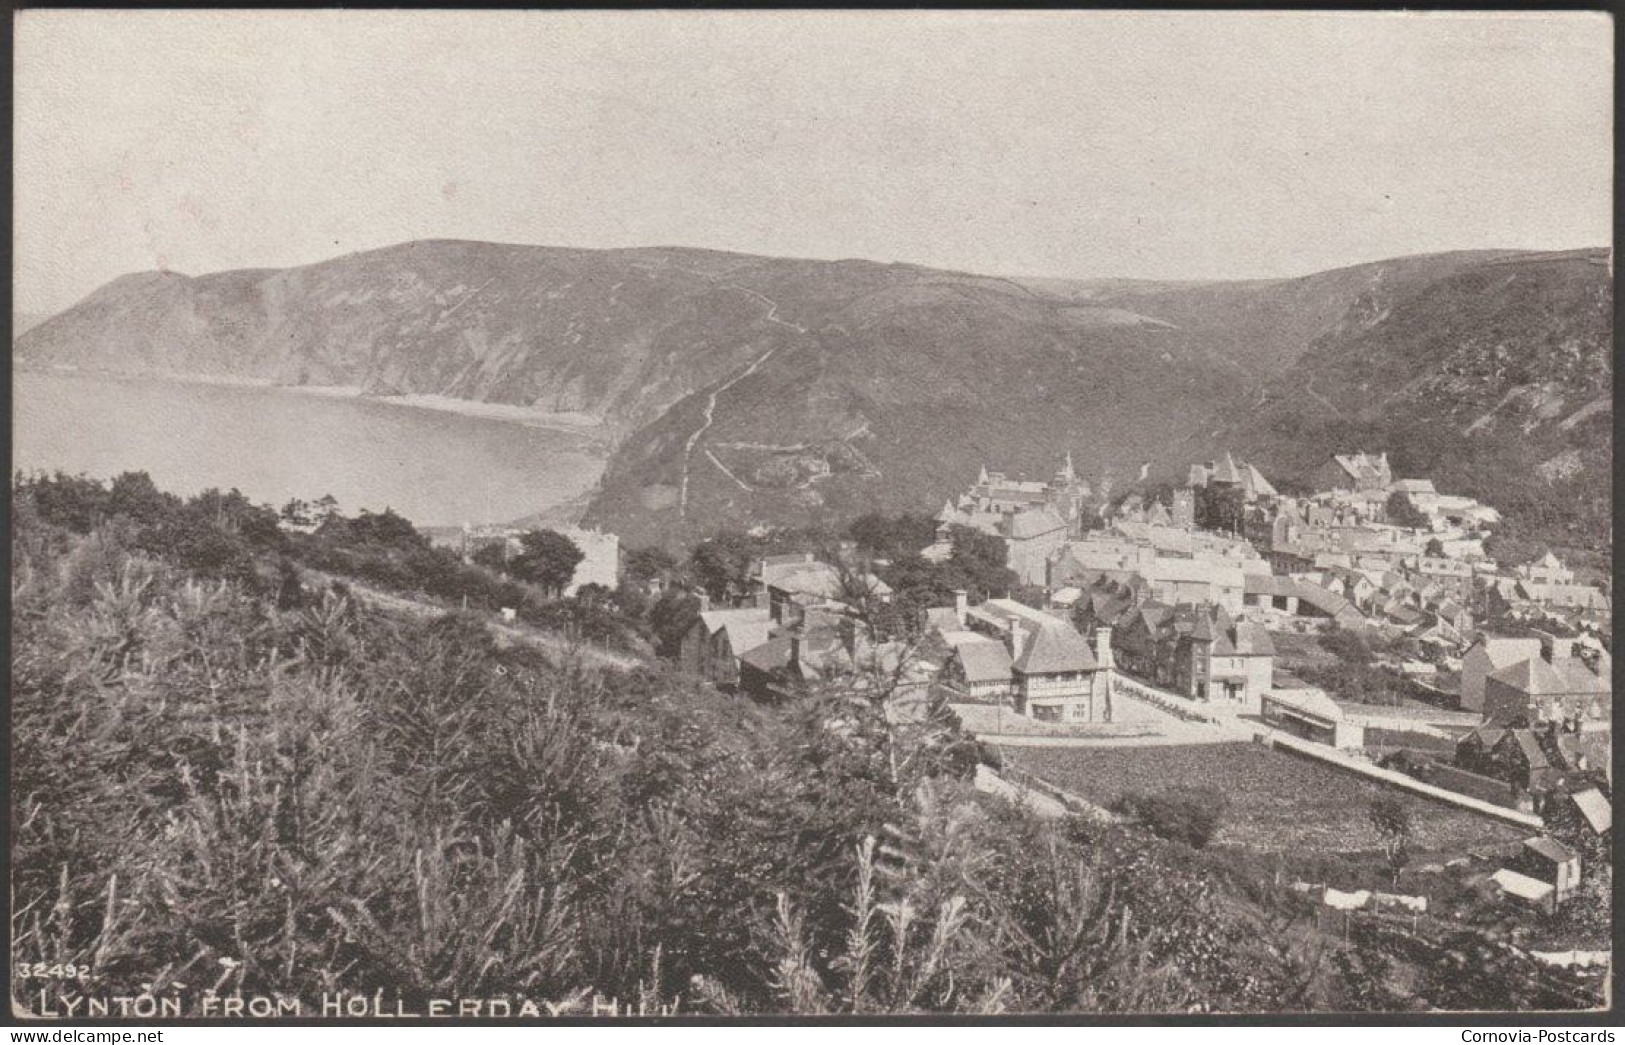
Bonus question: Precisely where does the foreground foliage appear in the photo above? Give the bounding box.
[9,477,1600,1013]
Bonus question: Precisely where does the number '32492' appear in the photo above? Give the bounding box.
[18,962,91,979]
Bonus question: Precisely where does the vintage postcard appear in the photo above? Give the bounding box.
[9,8,1614,1025]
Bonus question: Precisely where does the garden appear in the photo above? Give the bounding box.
[1007,741,1527,858]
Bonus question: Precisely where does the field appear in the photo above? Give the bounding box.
[1007,742,1526,857]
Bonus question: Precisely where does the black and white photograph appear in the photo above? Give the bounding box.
[8,8,1615,1022]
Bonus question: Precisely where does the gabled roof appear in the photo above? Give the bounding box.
[1469,636,1544,668]
[1141,558,1246,587]
[1265,684,1343,721]
[1522,835,1577,865]
[1008,507,1068,540]
[1242,463,1277,498]
[1491,868,1554,902]
[924,607,962,634]
[1290,581,1361,622]
[1498,729,1550,770]
[1488,656,1572,697]
[1210,452,1242,484]
[1460,725,1507,751]
[1244,573,1296,597]
[1231,622,1275,656]
[719,617,776,658]
[1555,657,1610,695]
[1570,789,1612,834]
[952,638,1014,684]
[1012,621,1097,675]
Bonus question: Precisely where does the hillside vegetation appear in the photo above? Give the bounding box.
[10,474,1604,1014]
[17,242,1609,551]
[1208,248,1613,565]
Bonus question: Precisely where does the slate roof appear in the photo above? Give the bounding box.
[1522,836,1578,865]
[699,608,774,655]
[1470,637,1544,670]
[1231,622,1276,656]
[1555,658,1610,695]
[1242,464,1278,499]
[1492,869,1554,903]
[1008,507,1068,540]
[720,618,776,659]
[1570,789,1612,834]
[763,561,892,601]
[1011,621,1098,675]
[1265,685,1344,722]
[1500,729,1551,770]
[1290,581,1362,622]
[1141,558,1246,588]
[1489,656,1574,697]
[1244,573,1296,597]
[1460,725,1508,751]
[952,638,1014,684]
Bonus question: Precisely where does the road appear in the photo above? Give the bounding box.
[677,286,810,517]
[973,765,1072,819]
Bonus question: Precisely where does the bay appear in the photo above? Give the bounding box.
[13,370,608,528]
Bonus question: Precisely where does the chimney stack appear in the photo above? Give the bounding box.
[1094,626,1115,672]
[697,590,711,613]
[1006,618,1026,659]
[953,589,968,626]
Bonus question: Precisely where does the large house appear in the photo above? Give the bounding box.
[1311,452,1394,493]
[1114,603,1275,710]
[1459,635,1545,713]
[959,598,1112,722]
[1463,631,1611,725]
[1188,452,1278,502]
[1515,552,1576,587]
[755,553,892,622]
[736,613,927,704]
[677,606,775,689]
[1138,558,1247,614]
[933,458,1095,585]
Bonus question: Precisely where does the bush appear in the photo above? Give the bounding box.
[1111,788,1228,848]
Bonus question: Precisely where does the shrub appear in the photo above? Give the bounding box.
[1111,788,1228,848]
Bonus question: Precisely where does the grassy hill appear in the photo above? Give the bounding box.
[1193,248,1613,564]
[17,241,1609,550]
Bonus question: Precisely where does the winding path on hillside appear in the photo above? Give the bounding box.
[677,286,810,517]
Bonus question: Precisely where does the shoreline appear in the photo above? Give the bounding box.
[16,364,617,441]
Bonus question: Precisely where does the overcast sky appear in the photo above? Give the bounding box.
[15,9,1613,316]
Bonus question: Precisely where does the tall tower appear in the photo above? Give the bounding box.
[1171,487,1196,529]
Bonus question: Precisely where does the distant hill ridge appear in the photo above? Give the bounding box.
[16,241,1610,548]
